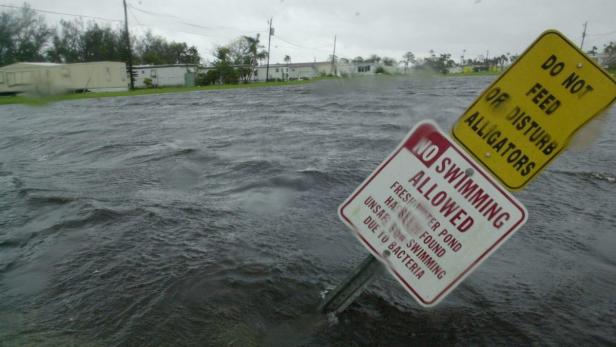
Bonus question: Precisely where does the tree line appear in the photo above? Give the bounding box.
[0,4,200,67]
[3,3,614,80]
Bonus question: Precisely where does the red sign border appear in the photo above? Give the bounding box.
[338,120,528,307]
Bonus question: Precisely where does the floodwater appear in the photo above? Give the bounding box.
[0,76,615,346]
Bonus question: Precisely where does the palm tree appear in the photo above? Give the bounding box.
[243,34,267,80]
[284,55,291,64]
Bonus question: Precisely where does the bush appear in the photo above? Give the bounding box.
[143,77,154,88]
[195,64,240,86]
[196,70,220,86]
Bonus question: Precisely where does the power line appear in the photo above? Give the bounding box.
[588,29,616,37]
[127,6,142,27]
[0,3,122,23]
[127,3,264,34]
[0,3,266,37]
[275,35,330,51]
[2,2,337,59]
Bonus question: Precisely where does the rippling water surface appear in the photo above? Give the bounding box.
[1,76,615,346]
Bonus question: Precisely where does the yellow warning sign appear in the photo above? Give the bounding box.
[452,30,616,190]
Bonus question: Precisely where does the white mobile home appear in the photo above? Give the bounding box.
[253,61,336,81]
[133,64,198,88]
[0,61,128,95]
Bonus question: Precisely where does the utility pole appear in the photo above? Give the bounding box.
[266,18,273,82]
[123,0,134,89]
[330,35,337,76]
[580,21,588,50]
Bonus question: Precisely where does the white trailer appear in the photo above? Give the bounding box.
[0,61,128,95]
[133,64,198,88]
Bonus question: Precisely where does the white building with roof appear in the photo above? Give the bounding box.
[253,61,335,81]
[0,61,128,95]
[133,64,198,88]
[251,60,404,81]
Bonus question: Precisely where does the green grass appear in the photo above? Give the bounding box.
[0,79,319,106]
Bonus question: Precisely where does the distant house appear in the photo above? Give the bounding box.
[591,53,614,69]
[0,61,128,95]
[251,60,412,80]
[253,61,335,81]
[350,62,378,75]
[447,66,463,74]
[208,59,411,83]
[133,64,198,88]
[338,62,402,75]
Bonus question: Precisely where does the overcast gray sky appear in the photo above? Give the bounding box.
[5,0,616,64]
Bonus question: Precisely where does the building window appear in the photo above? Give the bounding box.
[358,65,371,73]
[0,72,4,84]
[275,68,279,72]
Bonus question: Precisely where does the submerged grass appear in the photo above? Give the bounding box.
[0,79,319,106]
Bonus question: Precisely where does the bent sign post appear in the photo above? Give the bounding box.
[337,121,527,307]
[452,30,616,190]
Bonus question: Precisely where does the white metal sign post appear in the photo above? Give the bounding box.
[331,120,527,308]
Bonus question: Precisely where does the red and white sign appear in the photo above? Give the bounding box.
[338,120,528,307]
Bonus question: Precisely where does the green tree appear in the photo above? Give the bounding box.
[233,35,266,81]
[46,19,84,62]
[135,31,200,65]
[209,46,239,84]
[168,42,200,64]
[81,23,125,61]
[136,32,172,64]
[603,42,616,69]
[0,4,52,66]
[382,57,396,66]
[402,51,415,73]
[46,20,129,63]
[365,54,381,63]
[417,52,455,74]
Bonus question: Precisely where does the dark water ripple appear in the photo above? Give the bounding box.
[0,76,615,346]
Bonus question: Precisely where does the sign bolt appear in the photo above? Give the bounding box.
[576,63,583,68]
[485,152,491,158]
[383,250,391,257]
[465,168,474,177]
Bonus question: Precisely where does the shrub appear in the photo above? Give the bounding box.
[143,77,154,88]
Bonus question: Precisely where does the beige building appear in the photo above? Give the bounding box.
[133,64,198,88]
[0,61,128,95]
